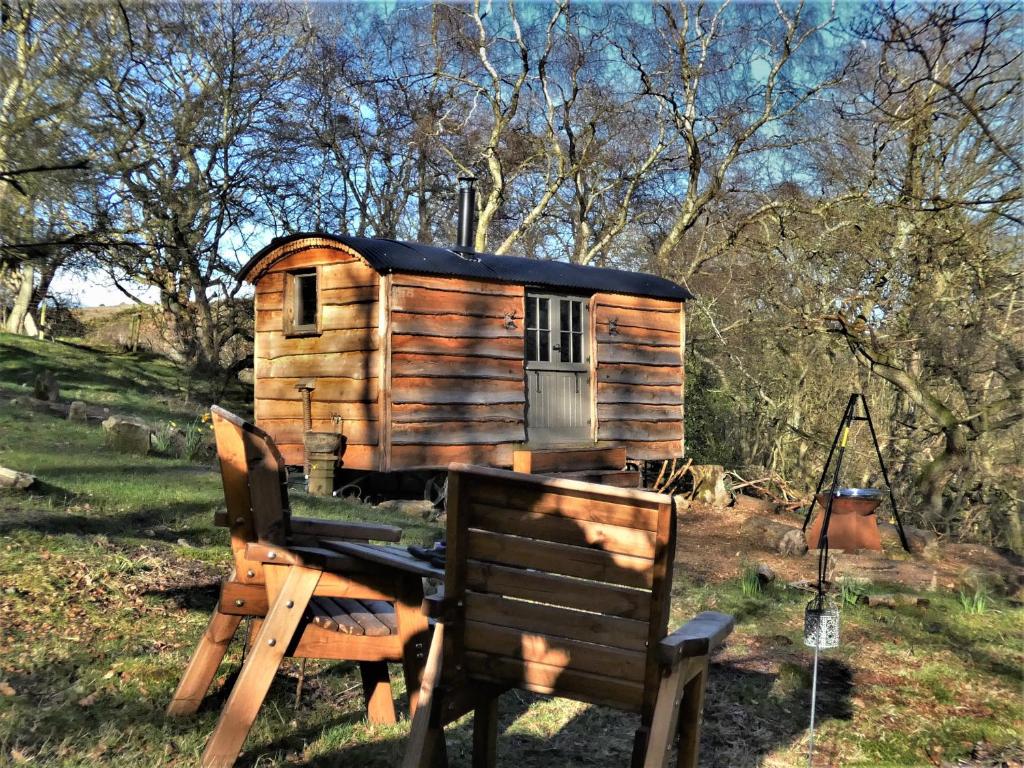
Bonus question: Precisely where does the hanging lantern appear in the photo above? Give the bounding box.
[804,593,840,649]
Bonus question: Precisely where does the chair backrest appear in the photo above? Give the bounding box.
[444,463,677,717]
[211,406,291,582]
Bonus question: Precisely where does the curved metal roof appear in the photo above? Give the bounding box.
[240,232,692,302]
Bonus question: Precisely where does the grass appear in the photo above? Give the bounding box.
[0,333,1021,766]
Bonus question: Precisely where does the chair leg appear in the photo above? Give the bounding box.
[167,605,242,716]
[402,622,446,768]
[643,657,699,768]
[471,693,499,768]
[395,573,431,716]
[200,566,320,768]
[359,661,397,725]
[676,660,709,768]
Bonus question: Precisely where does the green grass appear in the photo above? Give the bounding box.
[0,334,1021,766]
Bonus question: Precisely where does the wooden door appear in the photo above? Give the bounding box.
[524,292,591,445]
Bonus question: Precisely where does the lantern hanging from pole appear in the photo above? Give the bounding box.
[803,592,840,649]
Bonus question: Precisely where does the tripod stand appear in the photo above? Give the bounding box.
[801,392,911,553]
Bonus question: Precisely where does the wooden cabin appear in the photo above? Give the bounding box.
[239,233,692,474]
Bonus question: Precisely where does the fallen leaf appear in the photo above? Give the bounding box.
[77,692,99,707]
[0,682,15,696]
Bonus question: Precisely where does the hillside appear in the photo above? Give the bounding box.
[0,333,1020,767]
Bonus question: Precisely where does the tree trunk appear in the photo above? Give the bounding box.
[4,262,35,335]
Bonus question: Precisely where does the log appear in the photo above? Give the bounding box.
[740,515,808,556]
[0,467,36,490]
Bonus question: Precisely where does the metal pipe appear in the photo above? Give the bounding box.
[456,176,477,250]
[296,381,314,476]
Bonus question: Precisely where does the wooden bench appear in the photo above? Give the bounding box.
[403,464,733,768]
[167,406,432,768]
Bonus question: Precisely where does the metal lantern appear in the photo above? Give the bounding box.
[804,593,840,649]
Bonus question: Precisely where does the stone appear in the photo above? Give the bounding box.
[778,529,808,557]
[756,563,776,586]
[395,499,436,518]
[879,521,939,556]
[0,467,35,490]
[101,416,152,455]
[67,401,88,423]
[690,464,729,506]
[167,428,187,456]
[11,395,50,413]
[33,371,59,402]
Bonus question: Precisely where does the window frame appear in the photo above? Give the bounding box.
[524,290,589,372]
[284,268,321,337]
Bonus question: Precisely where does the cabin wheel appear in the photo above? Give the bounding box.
[423,473,448,510]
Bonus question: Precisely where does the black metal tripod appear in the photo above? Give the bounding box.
[801,393,911,553]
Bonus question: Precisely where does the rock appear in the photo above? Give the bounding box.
[690,464,729,506]
[33,371,59,401]
[395,499,436,518]
[857,593,930,608]
[756,563,776,586]
[879,521,939,556]
[167,428,187,456]
[733,494,778,514]
[778,529,809,557]
[102,416,151,454]
[176,538,192,548]
[10,395,51,413]
[67,401,88,423]
[0,467,35,490]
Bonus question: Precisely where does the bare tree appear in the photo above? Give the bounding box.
[0,0,117,334]
[90,2,306,370]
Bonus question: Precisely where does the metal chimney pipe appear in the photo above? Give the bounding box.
[456,176,477,250]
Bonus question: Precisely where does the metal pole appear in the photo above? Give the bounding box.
[803,394,858,532]
[858,394,911,552]
[815,396,857,550]
[808,643,820,767]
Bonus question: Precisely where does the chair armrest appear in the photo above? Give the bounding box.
[244,541,364,573]
[289,516,402,542]
[423,591,458,620]
[658,611,734,666]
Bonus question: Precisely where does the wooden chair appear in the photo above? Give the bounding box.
[167,406,432,768]
[403,464,733,768]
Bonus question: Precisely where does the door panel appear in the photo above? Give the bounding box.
[525,293,591,444]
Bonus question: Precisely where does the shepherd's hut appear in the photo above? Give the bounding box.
[239,181,692,488]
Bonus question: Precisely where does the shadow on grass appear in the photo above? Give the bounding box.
[284,658,854,767]
[0,497,217,543]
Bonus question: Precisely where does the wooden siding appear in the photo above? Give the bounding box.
[250,238,687,470]
[592,294,685,460]
[252,243,380,470]
[387,274,527,470]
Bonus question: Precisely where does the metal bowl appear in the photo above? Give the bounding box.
[828,487,883,499]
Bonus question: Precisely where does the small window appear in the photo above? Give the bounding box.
[526,295,550,362]
[559,299,584,363]
[286,270,319,335]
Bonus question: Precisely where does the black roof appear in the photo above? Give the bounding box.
[241,233,692,302]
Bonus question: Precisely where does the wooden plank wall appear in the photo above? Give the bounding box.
[592,294,685,461]
[388,274,527,470]
[252,245,380,469]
